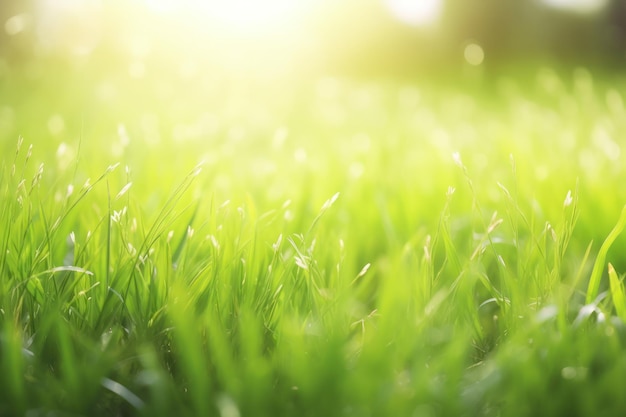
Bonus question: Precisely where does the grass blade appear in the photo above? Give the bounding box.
[101,377,145,410]
[586,204,626,304]
[608,263,626,321]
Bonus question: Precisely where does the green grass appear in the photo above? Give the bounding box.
[2,65,626,416]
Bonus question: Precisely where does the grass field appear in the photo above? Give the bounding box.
[2,63,626,416]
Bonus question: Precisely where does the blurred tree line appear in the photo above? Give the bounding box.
[0,0,624,77]
[312,0,626,75]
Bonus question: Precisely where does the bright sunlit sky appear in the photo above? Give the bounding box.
[31,0,611,49]
[143,0,312,36]
[17,0,616,78]
[34,0,611,43]
[139,0,609,29]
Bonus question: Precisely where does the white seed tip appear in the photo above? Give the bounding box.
[563,190,573,207]
[321,192,340,211]
[452,152,462,166]
[115,182,133,200]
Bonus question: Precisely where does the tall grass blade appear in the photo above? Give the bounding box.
[586,205,626,304]
[608,263,626,321]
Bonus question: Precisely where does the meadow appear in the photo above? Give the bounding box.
[2,63,626,416]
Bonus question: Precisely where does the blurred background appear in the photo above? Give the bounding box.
[0,0,624,159]
[0,0,624,80]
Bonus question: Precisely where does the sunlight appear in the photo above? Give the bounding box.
[145,0,306,36]
[384,0,443,26]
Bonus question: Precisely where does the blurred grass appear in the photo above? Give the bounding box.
[2,63,626,415]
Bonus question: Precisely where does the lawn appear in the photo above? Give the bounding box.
[2,62,626,416]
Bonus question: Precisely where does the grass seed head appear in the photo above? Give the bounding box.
[321,192,340,211]
[115,182,133,200]
[563,190,573,207]
[452,151,462,167]
[16,135,23,154]
[272,234,283,252]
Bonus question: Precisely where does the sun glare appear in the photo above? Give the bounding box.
[384,0,443,26]
[145,0,306,36]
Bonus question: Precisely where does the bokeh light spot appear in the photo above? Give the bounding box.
[5,14,27,36]
[384,0,442,26]
[464,43,484,66]
[48,114,65,136]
